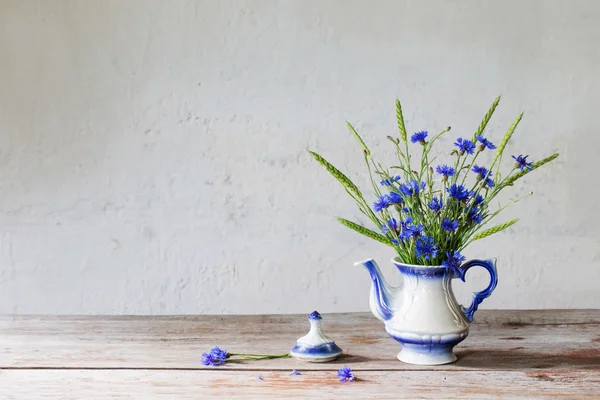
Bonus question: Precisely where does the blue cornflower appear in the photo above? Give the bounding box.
[398,217,414,242]
[476,135,496,150]
[400,180,426,196]
[415,236,438,260]
[290,369,302,376]
[201,352,220,367]
[400,220,423,240]
[201,346,228,366]
[399,183,411,196]
[436,165,456,179]
[210,347,228,363]
[454,138,476,155]
[388,192,404,205]
[442,251,467,271]
[373,195,390,212]
[410,224,424,238]
[337,367,355,382]
[472,165,490,180]
[427,197,444,212]
[471,193,484,206]
[472,165,495,188]
[380,175,401,186]
[399,231,411,242]
[441,218,459,232]
[447,184,470,201]
[411,130,428,144]
[467,207,483,224]
[512,155,533,171]
[381,218,399,234]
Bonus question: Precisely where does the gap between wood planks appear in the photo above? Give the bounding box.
[0,367,597,372]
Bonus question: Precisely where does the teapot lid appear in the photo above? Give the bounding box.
[289,310,342,362]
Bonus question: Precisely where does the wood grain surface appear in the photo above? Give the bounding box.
[0,310,599,398]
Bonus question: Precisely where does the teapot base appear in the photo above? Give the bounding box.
[397,343,457,365]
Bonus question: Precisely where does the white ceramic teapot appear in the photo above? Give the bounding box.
[357,257,497,365]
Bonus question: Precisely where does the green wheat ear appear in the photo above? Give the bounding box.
[469,218,519,243]
[337,218,393,246]
[346,122,370,156]
[308,151,362,198]
[395,99,407,143]
[491,112,523,170]
[473,96,501,141]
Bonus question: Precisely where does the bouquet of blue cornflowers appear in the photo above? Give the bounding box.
[309,97,558,268]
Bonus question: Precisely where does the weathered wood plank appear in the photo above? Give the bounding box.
[0,369,598,399]
[1,311,599,371]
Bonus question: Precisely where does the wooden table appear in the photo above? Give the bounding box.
[0,310,599,399]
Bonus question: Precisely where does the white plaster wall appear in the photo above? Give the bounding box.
[0,0,598,314]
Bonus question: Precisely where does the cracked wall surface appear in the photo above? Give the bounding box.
[0,0,598,314]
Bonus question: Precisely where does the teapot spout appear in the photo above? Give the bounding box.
[355,259,397,322]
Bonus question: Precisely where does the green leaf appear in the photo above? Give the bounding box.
[346,122,370,156]
[491,112,523,170]
[470,218,519,242]
[502,153,559,187]
[396,99,407,143]
[337,218,393,246]
[472,96,501,141]
[308,151,362,198]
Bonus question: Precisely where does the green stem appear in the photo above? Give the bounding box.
[461,150,481,185]
[232,353,291,360]
[451,153,462,184]
[404,140,416,180]
[459,192,533,251]
[487,167,517,202]
[389,138,412,182]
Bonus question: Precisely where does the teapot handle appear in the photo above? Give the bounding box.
[455,259,498,322]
